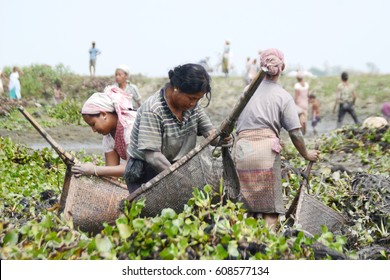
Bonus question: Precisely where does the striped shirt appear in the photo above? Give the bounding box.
[128,87,214,162]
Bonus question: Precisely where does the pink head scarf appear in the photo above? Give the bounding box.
[260,48,285,76]
[81,86,136,160]
[81,86,134,128]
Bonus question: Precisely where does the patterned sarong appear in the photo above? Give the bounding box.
[233,129,284,214]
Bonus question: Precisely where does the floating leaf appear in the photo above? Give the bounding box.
[95,236,112,253]
[132,218,145,230]
[161,208,177,219]
[117,224,132,239]
[227,241,239,257]
[215,244,228,260]
[3,230,19,246]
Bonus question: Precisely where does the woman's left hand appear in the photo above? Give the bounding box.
[219,134,233,147]
[71,162,96,176]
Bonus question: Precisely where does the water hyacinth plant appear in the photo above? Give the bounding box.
[0,123,389,260]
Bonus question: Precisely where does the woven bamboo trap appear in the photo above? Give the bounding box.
[61,171,129,233]
[294,189,346,235]
[19,106,129,232]
[284,157,346,236]
[127,146,225,217]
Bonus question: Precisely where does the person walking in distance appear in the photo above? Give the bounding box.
[222,40,231,77]
[9,67,22,99]
[309,94,321,135]
[89,41,101,77]
[0,68,5,95]
[333,71,359,128]
[294,73,309,135]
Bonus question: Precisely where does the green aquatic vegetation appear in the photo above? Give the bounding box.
[0,99,83,133]
[46,99,82,125]
[2,64,73,99]
[0,108,33,131]
[0,131,389,260]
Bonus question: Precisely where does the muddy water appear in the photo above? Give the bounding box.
[1,108,371,156]
[0,125,104,156]
[28,142,103,155]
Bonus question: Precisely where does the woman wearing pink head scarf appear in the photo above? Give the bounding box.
[233,48,320,229]
[71,86,137,177]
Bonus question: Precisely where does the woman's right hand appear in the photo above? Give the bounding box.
[71,162,96,177]
[305,149,320,162]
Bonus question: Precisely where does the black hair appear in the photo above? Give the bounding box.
[168,63,212,106]
[168,64,211,93]
[341,72,348,81]
[81,111,117,117]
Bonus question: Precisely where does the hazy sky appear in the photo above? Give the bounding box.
[1,0,389,77]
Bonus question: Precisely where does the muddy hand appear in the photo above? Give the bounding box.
[306,149,320,162]
[71,162,96,177]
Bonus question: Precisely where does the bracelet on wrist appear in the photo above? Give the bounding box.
[94,166,98,176]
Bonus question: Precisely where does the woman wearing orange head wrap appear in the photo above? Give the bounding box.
[233,48,320,229]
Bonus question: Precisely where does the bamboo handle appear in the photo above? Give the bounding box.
[285,143,319,219]
[18,106,79,166]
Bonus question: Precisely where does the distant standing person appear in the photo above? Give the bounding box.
[333,71,359,128]
[247,58,259,85]
[9,67,22,99]
[89,41,101,77]
[233,48,319,229]
[381,102,390,122]
[113,64,142,109]
[308,94,321,135]
[222,40,230,77]
[245,57,251,84]
[0,68,5,95]
[53,79,65,104]
[198,57,213,73]
[294,73,310,135]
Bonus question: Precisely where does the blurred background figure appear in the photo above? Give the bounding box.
[333,71,359,128]
[0,68,5,95]
[245,57,251,84]
[113,64,142,109]
[89,41,101,77]
[247,58,259,85]
[53,79,65,104]
[381,102,390,122]
[308,94,321,135]
[9,67,22,99]
[294,73,309,135]
[198,57,213,73]
[222,40,231,77]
